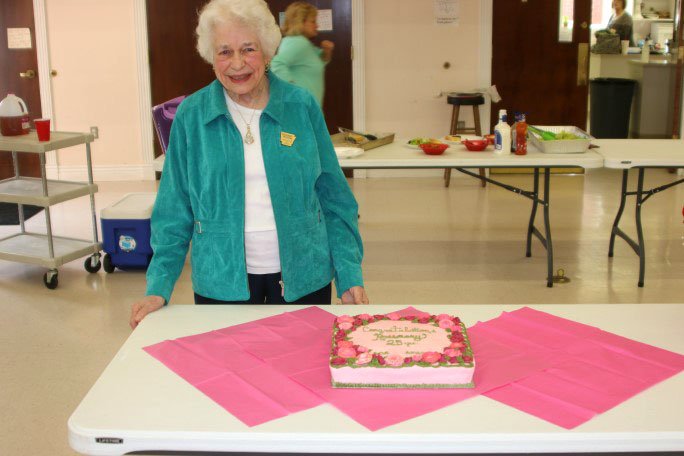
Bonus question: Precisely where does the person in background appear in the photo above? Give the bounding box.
[608,0,634,46]
[270,1,333,106]
[130,0,367,329]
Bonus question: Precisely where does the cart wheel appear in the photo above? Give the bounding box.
[84,254,102,273]
[103,254,115,273]
[43,271,58,289]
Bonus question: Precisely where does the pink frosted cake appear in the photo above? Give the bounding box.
[329,312,475,388]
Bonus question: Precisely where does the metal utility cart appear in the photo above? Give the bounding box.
[0,130,102,288]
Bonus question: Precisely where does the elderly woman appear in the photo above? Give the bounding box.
[270,1,333,105]
[608,0,634,46]
[130,0,367,329]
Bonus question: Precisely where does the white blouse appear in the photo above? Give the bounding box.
[225,92,281,274]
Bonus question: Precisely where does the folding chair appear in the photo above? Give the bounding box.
[151,95,185,172]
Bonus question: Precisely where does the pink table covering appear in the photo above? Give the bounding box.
[144,306,684,430]
[480,307,684,428]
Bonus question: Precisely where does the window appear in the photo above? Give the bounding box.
[559,0,574,42]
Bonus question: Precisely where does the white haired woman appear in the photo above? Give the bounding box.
[130,0,367,329]
[270,1,334,105]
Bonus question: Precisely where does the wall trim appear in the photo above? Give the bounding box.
[479,0,493,136]
[134,0,155,177]
[47,164,155,182]
[351,0,365,132]
[33,0,57,169]
[351,0,367,179]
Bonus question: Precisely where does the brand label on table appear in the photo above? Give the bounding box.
[95,437,123,444]
[118,235,137,252]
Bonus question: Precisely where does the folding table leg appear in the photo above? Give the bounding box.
[608,169,629,258]
[525,168,540,258]
[525,168,553,287]
[542,168,553,288]
[635,168,646,287]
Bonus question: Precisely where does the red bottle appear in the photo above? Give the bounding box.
[515,113,527,155]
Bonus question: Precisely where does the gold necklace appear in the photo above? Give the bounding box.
[230,98,258,144]
[228,84,266,145]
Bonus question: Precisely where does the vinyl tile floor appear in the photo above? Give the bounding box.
[1,168,682,455]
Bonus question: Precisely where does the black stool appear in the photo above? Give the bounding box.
[444,93,486,188]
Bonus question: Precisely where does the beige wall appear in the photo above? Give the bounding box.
[364,0,482,138]
[46,0,144,174]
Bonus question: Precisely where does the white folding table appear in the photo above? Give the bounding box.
[68,304,684,456]
[339,142,604,287]
[594,139,684,287]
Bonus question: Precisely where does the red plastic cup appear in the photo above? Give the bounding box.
[34,118,51,141]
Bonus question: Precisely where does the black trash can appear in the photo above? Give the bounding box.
[589,78,636,138]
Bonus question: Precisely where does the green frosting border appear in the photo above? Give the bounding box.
[332,380,475,389]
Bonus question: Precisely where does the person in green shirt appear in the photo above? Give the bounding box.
[270,2,333,105]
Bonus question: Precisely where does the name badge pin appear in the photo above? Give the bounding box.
[281,132,296,147]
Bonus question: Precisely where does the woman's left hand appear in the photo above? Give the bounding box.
[341,286,369,304]
[321,40,335,51]
[320,40,335,62]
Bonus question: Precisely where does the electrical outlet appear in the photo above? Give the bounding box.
[90,126,99,139]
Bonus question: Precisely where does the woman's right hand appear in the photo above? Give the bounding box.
[130,295,165,329]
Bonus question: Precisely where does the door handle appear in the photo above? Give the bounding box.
[577,43,589,86]
[19,69,36,79]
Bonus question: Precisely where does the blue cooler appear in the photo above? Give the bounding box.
[101,192,157,272]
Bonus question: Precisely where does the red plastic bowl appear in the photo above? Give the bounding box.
[462,139,488,151]
[419,143,449,155]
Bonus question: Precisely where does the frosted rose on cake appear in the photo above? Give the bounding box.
[438,319,456,329]
[444,348,462,358]
[331,357,347,366]
[356,352,372,365]
[338,321,353,330]
[336,315,354,323]
[386,312,401,321]
[421,351,441,363]
[338,346,357,358]
[385,354,405,367]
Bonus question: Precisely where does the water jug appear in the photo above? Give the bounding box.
[0,93,30,136]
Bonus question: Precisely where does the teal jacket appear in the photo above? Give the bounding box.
[270,36,326,105]
[146,74,363,303]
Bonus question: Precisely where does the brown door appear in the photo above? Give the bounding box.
[491,0,592,129]
[0,0,42,179]
[146,0,353,160]
[146,0,215,162]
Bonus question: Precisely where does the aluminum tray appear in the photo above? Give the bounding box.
[331,132,395,151]
[528,125,593,154]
